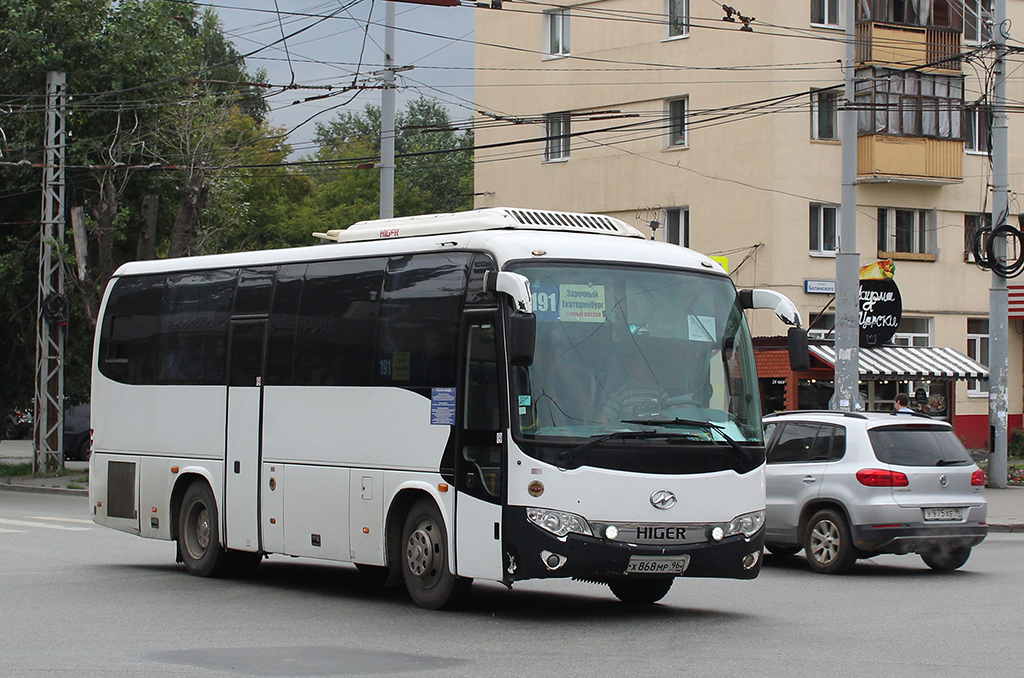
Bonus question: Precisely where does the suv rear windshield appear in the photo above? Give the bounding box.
[867,425,973,467]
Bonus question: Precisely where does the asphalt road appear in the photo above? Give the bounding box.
[2,491,1023,678]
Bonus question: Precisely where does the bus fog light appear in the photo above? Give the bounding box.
[604,525,619,540]
[540,550,567,570]
[742,550,761,570]
[710,526,725,542]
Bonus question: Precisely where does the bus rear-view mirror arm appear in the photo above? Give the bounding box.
[486,271,536,367]
[738,288,810,372]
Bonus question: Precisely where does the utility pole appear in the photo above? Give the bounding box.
[380,1,397,219]
[35,71,67,474]
[988,0,1009,488]
[831,0,863,412]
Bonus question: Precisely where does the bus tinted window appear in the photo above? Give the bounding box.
[100,274,166,384]
[376,253,471,388]
[294,258,385,386]
[264,263,305,385]
[159,270,235,385]
[233,267,277,316]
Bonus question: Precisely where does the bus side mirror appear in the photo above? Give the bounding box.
[788,327,810,372]
[508,312,536,366]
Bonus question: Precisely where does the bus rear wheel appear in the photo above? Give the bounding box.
[179,481,232,578]
[401,499,471,610]
[608,577,674,604]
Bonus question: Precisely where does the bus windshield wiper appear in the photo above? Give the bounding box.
[555,429,699,469]
[622,418,753,468]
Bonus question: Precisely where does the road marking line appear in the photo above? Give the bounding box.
[0,528,27,533]
[28,516,94,524]
[0,518,89,531]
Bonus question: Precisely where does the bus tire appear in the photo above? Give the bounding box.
[401,499,471,610]
[608,577,674,604]
[178,481,232,578]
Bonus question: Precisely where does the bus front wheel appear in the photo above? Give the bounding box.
[178,481,232,577]
[401,499,471,610]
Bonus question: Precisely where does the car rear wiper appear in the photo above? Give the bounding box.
[555,429,700,469]
[935,458,970,466]
[622,418,754,468]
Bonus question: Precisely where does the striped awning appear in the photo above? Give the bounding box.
[808,344,988,380]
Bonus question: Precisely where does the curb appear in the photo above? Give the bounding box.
[0,484,89,497]
[989,524,1024,533]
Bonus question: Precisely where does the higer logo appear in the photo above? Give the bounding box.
[650,490,677,510]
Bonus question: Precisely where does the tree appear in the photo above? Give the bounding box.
[310,96,475,227]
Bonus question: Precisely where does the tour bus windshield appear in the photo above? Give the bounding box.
[511,263,763,445]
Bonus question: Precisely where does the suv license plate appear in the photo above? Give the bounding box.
[625,555,690,575]
[923,507,964,522]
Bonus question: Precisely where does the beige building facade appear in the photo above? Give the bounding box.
[474,1,1021,445]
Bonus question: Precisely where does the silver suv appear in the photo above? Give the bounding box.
[762,410,987,574]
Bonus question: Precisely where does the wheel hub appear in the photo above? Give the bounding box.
[810,520,840,564]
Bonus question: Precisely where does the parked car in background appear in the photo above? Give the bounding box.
[63,402,91,461]
[762,410,987,574]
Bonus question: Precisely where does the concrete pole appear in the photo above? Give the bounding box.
[988,0,1009,488]
[831,0,863,412]
[380,1,396,220]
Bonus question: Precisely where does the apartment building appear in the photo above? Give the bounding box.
[473,1,1019,445]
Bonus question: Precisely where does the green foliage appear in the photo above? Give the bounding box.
[1008,428,1024,459]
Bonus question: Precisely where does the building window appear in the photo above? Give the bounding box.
[967,318,989,394]
[892,317,931,347]
[877,207,932,255]
[663,207,689,246]
[544,112,570,162]
[964,0,993,45]
[667,97,687,147]
[544,9,570,58]
[812,89,839,140]
[859,0,961,28]
[964,104,991,154]
[856,68,963,140]
[810,203,839,254]
[811,0,841,27]
[667,0,689,38]
[807,312,835,340]
[964,212,991,262]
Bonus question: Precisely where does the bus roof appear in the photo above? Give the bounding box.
[111,208,724,278]
[313,208,644,242]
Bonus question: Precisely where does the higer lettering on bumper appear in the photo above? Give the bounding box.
[502,506,765,583]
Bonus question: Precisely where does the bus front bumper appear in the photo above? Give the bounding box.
[503,506,765,583]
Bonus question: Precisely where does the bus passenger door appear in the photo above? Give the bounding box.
[225,318,266,552]
[454,319,505,580]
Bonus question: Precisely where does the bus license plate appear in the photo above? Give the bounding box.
[923,507,964,522]
[625,555,690,575]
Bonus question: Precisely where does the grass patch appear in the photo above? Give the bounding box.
[0,462,32,477]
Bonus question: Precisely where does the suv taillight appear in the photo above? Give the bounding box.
[856,468,910,487]
[971,469,986,486]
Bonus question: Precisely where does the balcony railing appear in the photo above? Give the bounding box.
[857,135,963,183]
[856,22,961,71]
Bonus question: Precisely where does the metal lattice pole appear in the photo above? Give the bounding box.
[34,71,66,475]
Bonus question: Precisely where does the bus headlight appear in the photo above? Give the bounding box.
[724,510,766,539]
[526,508,593,538]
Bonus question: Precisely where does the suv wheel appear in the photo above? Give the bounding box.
[921,547,971,571]
[804,509,857,574]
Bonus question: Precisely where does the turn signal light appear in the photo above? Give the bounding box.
[856,468,909,487]
[971,469,986,486]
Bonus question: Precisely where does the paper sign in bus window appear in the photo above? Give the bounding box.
[688,315,716,342]
[558,284,605,323]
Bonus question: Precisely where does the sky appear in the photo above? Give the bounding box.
[213,1,477,157]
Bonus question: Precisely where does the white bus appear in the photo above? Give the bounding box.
[90,208,806,609]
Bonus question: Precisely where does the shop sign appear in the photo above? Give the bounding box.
[859,279,901,347]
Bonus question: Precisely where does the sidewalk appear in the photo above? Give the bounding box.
[3,439,1024,530]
